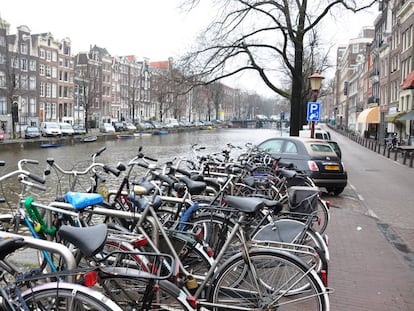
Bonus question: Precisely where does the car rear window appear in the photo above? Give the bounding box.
[309,143,334,153]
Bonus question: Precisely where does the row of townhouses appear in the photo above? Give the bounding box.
[0,17,266,137]
[326,0,414,145]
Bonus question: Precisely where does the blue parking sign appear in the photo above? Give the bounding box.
[307,102,321,122]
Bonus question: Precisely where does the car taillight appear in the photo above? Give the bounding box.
[307,161,319,171]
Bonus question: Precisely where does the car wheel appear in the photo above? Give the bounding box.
[326,187,345,196]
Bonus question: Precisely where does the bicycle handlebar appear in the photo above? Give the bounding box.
[0,159,46,187]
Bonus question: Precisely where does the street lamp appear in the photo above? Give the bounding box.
[308,72,324,138]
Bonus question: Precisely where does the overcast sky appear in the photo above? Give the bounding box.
[0,1,378,96]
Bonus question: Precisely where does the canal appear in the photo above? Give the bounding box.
[0,128,286,207]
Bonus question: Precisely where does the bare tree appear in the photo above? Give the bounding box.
[179,0,376,136]
[74,54,100,133]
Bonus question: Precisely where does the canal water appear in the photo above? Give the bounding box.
[0,128,286,208]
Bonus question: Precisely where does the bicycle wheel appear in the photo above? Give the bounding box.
[312,198,330,234]
[188,212,241,264]
[209,249,329,311]
[21,282,122,311]
[98,270,196,310]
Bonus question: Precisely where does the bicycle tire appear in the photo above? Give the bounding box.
[21,281,122,311]
[209,249,329,311]
[312,198,330,234]
[97,269,196,310]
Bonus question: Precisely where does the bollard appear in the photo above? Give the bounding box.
[394,150,398,161]
[387,148,391,158]
[410,153,414,168]
[383,144,386,156]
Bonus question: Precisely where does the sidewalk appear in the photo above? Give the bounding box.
[328,199,414,310]
[330,127,414,169]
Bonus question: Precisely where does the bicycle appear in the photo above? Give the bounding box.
[126,184,331,310]
[0,232,123,311]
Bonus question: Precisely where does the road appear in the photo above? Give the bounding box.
[321,126,414,310]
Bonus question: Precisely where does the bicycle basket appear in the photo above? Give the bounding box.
[287,186,319,214]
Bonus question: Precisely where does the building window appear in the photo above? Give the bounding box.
[20,58,28,71]
[0,97,6,114]
[52,83,57,98]
[20,42,28,54]
[29,76,36,90]
[29,59,36,71]
[46,50,51,61]
[52,66,57,78]
[39,64,45,76]
[29,98,36,117]
[52,51,57,62]
[352,44,359,54]
[12,57,19,68]
[40,83,45,97]
[40,49,45,58]
[46,83,51,97]
[51,103,57,119]
[46,66,51,77]
[0,36,5,47]
[20,74,28,90]
[0,71,5,88]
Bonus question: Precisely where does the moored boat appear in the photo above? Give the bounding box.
[116,134,134,139]
[133,132,152,137]
[40,142,64,148]
[153,130,168,135]
[82,135,97,143]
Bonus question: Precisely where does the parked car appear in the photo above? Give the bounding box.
[149,120,162,129]
[40,122,62,137]
[112,122,125,132]
[0,129,4,141]
[257,136,347,195]
[164,118,179,128]
[326,140,342,160]
[24,126,41,139]
[137,121,154,130]
[72,124,86,135]
[59,123,75,136]
[100,123,115,133]
[123,122,137,131]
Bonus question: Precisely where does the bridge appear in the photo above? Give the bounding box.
[230,119,289,129]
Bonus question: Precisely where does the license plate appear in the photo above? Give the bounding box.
[325,165,339,171]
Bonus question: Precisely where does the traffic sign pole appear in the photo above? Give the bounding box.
[311,120,315,138]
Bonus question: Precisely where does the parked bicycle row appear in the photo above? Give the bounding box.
[0,143,333,310]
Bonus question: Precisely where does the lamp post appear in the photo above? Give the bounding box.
[308,72,324,138]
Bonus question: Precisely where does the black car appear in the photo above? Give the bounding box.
[257,136,347,195]
[24,126,41,139]
[112,122,125,132]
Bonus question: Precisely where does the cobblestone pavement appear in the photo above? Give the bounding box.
[323,189,414,310]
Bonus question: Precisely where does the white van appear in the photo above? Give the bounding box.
[164,118,179,128]
[299,129,331,140]
[40,122,62,137]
